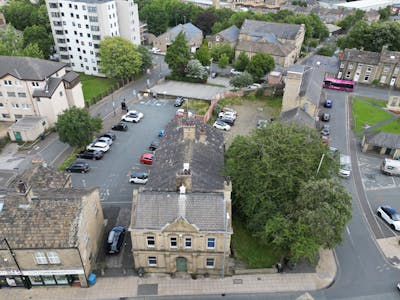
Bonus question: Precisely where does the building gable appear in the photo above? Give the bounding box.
[162,216,200,233]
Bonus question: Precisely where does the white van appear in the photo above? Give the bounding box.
[381,158,400,176]
[339,154,351,178]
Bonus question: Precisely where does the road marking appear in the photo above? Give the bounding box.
[50,145,70,165]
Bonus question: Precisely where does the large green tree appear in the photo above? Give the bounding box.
[20,43,44,59]
[185,59,207,79]
[99,37,142,79]
[229,71,253,88]
[56,107,102,148]
[225,123,351,262]
[137,45,153,71]
[0,25,24,56]
[194,11,217,35]
[195,41,211,66]
[338,9,365,31]
[23,25,53,58]
[140,1,169,35]
[165,32,191,76]
[234,51,250,72]
[210,43,235,63]
[246,53,275,81]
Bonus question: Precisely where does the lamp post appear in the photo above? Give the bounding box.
[209,58,213,78]
[221,212,230,279]
[316,153,325,176]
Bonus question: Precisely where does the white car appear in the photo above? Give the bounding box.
[377,205,400,231]
[218,111,236,120]
[129,171,149,184]
[339,154,351,178]
[213,120,231,131]
[230,69,242,76]
[221,107,238,117]
[87,141,110,152]
[247,83,262,90]
[151,47,161,53]
[94,136,113,146]
[121,110,144,123]
[176,109,193,117]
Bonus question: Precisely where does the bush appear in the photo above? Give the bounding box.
[165,74,206,84]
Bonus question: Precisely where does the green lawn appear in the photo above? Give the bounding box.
[352,98,392,133]
[232,216,282,268]
[356,96,387,108]
[373,119,400,134]
[78,73,118,103]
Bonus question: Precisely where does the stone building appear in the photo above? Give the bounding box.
[130,116,232,276]
[208,25,240,48]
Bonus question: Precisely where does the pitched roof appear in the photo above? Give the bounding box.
[0,187,97,249]
[279,107,316,128]
[217,25,239,43]
[364,131,400,149]
[133,192,226,231]
[380,48,400,64]
[299,65,325,106]
[342,48,380,65]
[62,71,80,83]
[144,117,225,192]
[0,56,66,80]
[168,23,202,41]
[240,19,303,40]
[32,77,63,98]
[236,39,294,57]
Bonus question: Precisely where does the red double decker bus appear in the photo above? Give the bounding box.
[323,77,355,92]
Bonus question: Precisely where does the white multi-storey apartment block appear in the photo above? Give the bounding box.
[46,0,141,76]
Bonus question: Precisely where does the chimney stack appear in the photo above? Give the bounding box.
[183,120,196,140]
[199,126,207,143]
[176,163,192,192]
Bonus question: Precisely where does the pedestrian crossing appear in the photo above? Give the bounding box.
[138,98,170,107]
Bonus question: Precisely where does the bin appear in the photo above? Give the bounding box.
[87,273,96,286]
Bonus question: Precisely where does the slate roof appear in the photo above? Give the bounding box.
[217,25,239,43]
[342,49,380,65]
[298,65,325,106]
[240,19,303,40]
[0,56,66,80]
[279,107,316,128]
[8,116,46,131]
[236,39,294,56]
[133,192,226,232]
[364,132,400,149]
[0,187,96,249]
[168,23,202,41]
[380,48,400,64]
[32,77,63,98]
[62,71,80,83]
[144,117,225,192]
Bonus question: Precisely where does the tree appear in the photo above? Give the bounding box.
[137,45,153,72]
[56,107,102,148]
[210,43,234,63]
[218,53,229,68]
[0,25,24,56]
[234,51,249,71]
[378,6,391,21]
[185,59,207,79]
[140,1,169,35]
[99,37,142,79]
[1,0,36,31]
[195,41,211,66]
[23,25,53,58]
[20,43,44,59]
[225,122,348,262]
[194,11,217,36]
[165,32,191,76]
[338,9,365,31]
[229,71,253,88]
[246,53,275,81]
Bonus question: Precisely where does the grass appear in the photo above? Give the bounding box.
[232,216,282,268]
[352,97,392,133]
[78,73,118,103]
[206,83,226,88]
[373,119,400,134]
[186,99,209,115]
[356,96,387,108]
[58,148,79,171]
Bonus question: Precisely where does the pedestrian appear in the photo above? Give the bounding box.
[276,262,283,273]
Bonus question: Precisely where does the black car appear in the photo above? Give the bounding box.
[66,161,90,173]
[107,226,126,254]
[101,131,116,140]
[76,149,104,160]
[149,140,160,151]
[111,123,128,131]
[174,96,187,107]
[217,116,235,126]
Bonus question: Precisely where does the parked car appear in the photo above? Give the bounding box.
[321,124,330,136]
[324,99,333,108]
[107,226,126,254]
[76,149,104,160]
[377,205,400,231]
[87,141,110,152]
[94,136,113,146]
[217,116,235,126]
[111,123,128,131]
[129,171,149,184]
[321,113,330,122]
[221,107,237,116]
[230,69,242,76]
[101,131,116,140]
[213,120,231,131]
[397,281,400,291]
[140,153,154,165]
[247,83,262,90]
[218,111,236,120]
[339,154,351,178]
[257,119,268,129]
[158,130,165,137]
[174,96,187,107]
[121,110,144,123]
[66,161,90,173]
[321,135,329,145]
[149,140,160,151]
[211,72,217,78]
[176,109,193,117]
[151,47,161,54]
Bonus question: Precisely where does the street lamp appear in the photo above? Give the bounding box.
[316,153,325,176]
[221,212,230,279]
[209,58,213,78]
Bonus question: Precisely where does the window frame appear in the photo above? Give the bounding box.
[184,237,192,248]
[207,237,216,249]
[206,258,215,268]
[148,256,157,266]
[146,236,155,248]
[47,252,61,264]
[35,252,48,264]
[170,236,177,248]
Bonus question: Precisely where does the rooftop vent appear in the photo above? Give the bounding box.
[17,180,26,194]
[179,184,186,194]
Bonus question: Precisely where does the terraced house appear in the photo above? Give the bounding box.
[130,116,233,276]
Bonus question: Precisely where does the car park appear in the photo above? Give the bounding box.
[107,226,126,254]
[129,171,149,184]
[111,123,128,131]
[121,110,144,123]
[218,111,236,120]
[218,116,235,126]
[321,113,330,122]
[76,149,104,160]
[221,107,237,116]
[66,161,90,173]
[94,136,113,146]
[321,124,330,136]
[324,99,333,108]
[87,141,110,152]
[149,140,160,151]
[140,153,154,165]
[101,131,116,140]
[377,205,400,231]
[174,96,187,107]
[213,120,231,131]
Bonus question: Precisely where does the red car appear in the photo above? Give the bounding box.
[140,153,154,165]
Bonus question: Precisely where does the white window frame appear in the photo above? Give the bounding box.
[184,237,192,248]
[147,236,155,248]
[47,252,61,264]
[207,237,215,249]
[3,80,12,86]
[170,237,177,248]
[206,258,215,268]
[35,252,48,264]
[148,256,157,266]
